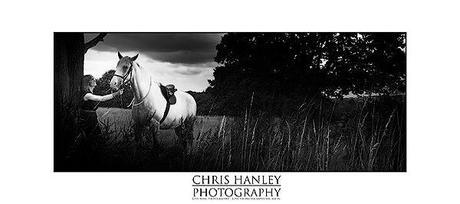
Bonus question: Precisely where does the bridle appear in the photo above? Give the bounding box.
[97,60,152,121]
[110,59,168,124]
[113,61,152,107]
[113,62,134,90]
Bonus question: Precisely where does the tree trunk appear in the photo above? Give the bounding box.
[54,33,84,171]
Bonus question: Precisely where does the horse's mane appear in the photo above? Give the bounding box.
[133,61,161,87]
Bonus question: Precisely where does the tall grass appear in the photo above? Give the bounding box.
[190,95,406,172]
[66,96,405,172]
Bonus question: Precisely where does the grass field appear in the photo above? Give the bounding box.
[96,108,228,149]
[69,96,405,172]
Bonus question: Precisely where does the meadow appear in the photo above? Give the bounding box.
[71,96,405,172]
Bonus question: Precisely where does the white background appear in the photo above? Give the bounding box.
[1,0,459,203]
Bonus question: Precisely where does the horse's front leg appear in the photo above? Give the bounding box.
[131,122,144,162]
[133,122,143,144]
[148,121,161,153]
[132,108,144,144]
[132,109,149,161]
[175,117,196,156]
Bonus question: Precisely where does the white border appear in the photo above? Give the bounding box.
[1,0,460,203]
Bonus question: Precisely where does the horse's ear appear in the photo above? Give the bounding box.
[131,54,139,61]
[118,52,123,59]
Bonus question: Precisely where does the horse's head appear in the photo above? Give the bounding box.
[110,52,139,90]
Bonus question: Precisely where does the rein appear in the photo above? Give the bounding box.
[96,63,133,120]
[115,62,152,107]
[122,64,168,124]
[132,76,152,107]
[99,61,167,124]
[130,77,169,124]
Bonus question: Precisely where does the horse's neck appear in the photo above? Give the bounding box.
[131,66,160,103]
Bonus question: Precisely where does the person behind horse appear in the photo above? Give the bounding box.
[79,75,123,137]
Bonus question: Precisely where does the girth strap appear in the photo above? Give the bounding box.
[160,102,170,124]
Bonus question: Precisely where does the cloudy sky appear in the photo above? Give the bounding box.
[84,33,224,92]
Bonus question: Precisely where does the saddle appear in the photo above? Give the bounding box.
[160,84,177,105]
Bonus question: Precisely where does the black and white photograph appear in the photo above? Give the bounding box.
[2,0,460,203]
[54,32,406,172]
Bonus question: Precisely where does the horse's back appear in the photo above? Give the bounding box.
[157,90,196,129]
[174,90,197,118]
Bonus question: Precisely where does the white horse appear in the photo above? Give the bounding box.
[110,52,197,154]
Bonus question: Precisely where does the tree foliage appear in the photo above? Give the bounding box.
[207,33,406,115]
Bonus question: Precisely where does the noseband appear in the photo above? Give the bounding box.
[113,62,133,89]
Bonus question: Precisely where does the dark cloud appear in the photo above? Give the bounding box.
[143,50,217,65]
[85,33,224,65]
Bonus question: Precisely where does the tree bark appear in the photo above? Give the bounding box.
[54,33,85,171]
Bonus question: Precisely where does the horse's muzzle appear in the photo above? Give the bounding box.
[110,83,119,91]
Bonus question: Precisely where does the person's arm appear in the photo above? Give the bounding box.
[84,90,122,102]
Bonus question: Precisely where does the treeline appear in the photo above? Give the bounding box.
[94,33,406,117]
[202,33,406,116]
